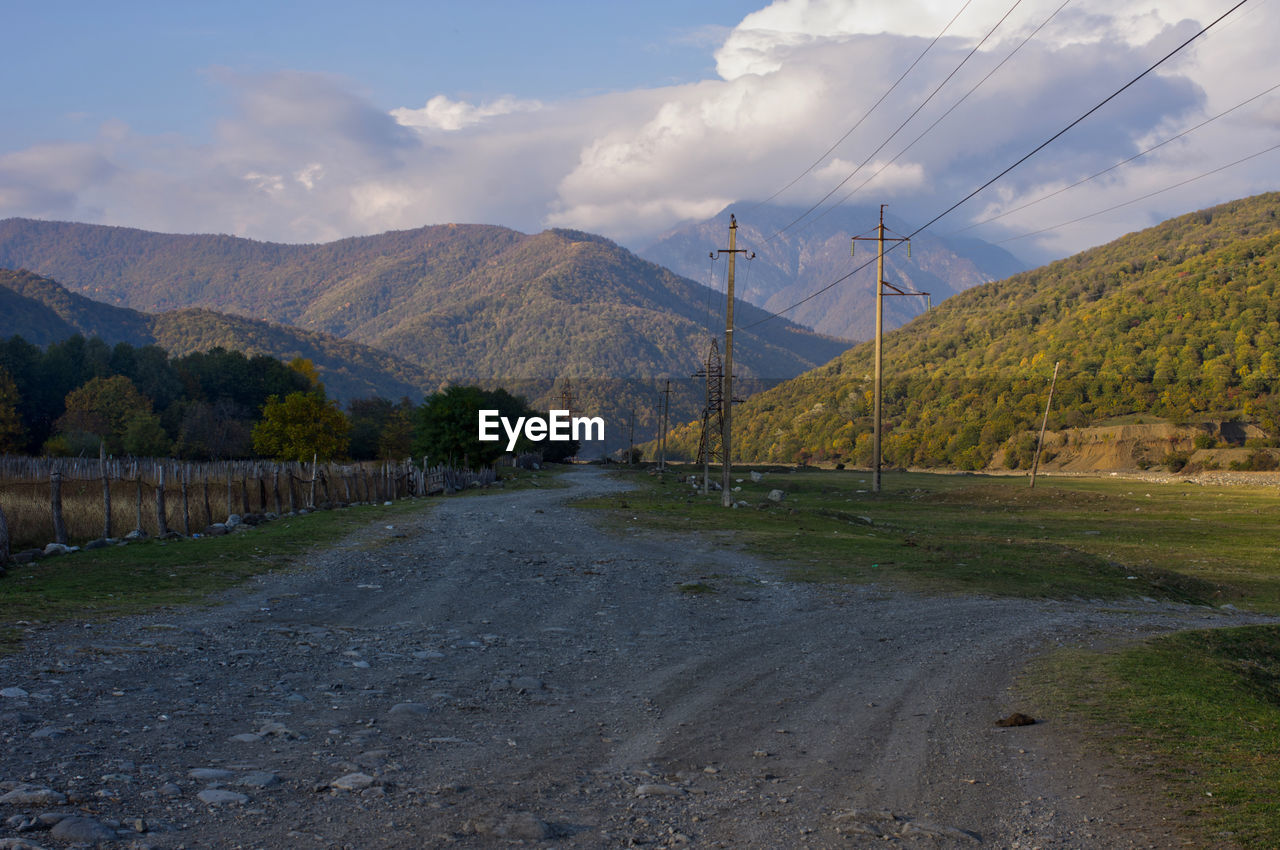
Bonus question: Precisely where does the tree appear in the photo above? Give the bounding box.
[0,366,24,453]
[121,412,171,457]
[252,392,350,462]
[413,385,534,468]
[377,408,415,460]
[54,375,156,455]
[174,398,254,460]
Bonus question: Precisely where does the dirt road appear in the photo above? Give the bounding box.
[0,467,1252,848]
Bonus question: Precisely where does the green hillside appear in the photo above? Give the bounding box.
[664,192,1280,468]
[0,269,431,402]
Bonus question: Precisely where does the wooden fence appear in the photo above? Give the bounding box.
[0,454,498,562]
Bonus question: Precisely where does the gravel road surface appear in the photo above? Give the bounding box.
[0,467,1256,848]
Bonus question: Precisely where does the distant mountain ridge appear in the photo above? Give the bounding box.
[0,268,432,402]
[0,219,853,451]
[640,203,1026,341]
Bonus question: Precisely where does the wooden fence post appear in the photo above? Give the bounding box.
[0,502,10,565]
[51,467,68,545]
[273,465,282,515]
[181,466,191,536]
[100,445,112,540]
[202,471,212,529]
[288,468,297,514]
[134,467,144,535]
[309,454,317,509]
[155,464,169,537]
[225,463,234,519]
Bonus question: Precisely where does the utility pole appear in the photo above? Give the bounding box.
[1030,361,1061,489]
[628,408,635,466]
[714,215,751,507]
[852,205,912,493]
[658,380,671,472]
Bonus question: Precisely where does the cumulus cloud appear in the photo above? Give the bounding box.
[0,0,1275,263]
[391,95,543,131]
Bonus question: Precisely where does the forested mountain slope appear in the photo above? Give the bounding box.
[662,192,1280,468]
[0,269,431,402]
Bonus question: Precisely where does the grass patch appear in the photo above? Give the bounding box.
[1023,625,1280,848]
[581,466,1280,609]
[0,498,435,654]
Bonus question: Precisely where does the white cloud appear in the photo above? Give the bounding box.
[391,95,542,131]
[0,1,1275,264]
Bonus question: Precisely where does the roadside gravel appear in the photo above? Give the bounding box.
[0,467,1263,848]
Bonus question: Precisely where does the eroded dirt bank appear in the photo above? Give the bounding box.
[0,468,1254,848]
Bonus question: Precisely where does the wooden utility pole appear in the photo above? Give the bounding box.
[1030,361,1061,489]
[852,206,910,493]
[714,215,751,507]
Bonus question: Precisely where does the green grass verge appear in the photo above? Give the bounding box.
[580,465,1280,609]
[1023,626,1280,848]
[0,498,440,654]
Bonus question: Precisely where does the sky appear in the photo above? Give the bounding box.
[2,0,1278,265]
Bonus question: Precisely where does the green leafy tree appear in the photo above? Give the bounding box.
[252,392,350,462]
[413,385,535,467]
[377,407,415,460]
[121,412,171,457]
[54,375,156,455]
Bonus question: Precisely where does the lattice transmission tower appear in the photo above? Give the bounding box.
[693,336,724,495]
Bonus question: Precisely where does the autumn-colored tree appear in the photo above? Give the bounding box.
[252,392,350,462]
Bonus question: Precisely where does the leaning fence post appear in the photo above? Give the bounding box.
[51,466,68,545]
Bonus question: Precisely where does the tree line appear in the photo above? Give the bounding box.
[0,334,576,466]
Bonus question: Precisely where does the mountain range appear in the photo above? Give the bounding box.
[0,219,853,450]
[641,203,1025,340]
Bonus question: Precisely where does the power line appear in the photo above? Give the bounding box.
[954,79,1280,233]
[905,0,1252,240]
[768,0,1025,243]
[746,0,976,216]
[993,139,1280,244]
[810,0,1071,228]
[741,0,1252,331]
